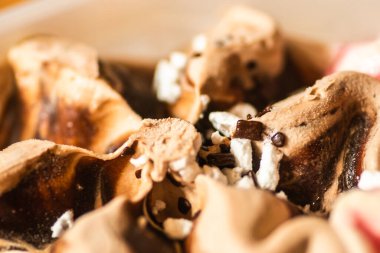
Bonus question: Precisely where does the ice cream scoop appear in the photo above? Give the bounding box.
[7,36,142,153]
[248,71,380,211]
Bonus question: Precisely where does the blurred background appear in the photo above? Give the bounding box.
[0,0,379,63]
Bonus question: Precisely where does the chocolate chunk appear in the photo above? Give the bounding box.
[135,169,142,179]
[246,114,252,120]
[256,105,272,117]
[178,197,192,215]
[206,153,235,168]
[233,120,263,140]
[271,132,286,147]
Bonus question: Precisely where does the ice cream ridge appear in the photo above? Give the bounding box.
[0,5,378,253]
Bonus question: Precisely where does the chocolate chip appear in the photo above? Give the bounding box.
[271,132,286,147]
[193,52,202,57]
[206,153,235,168]
[233,120,263,140]
[178,197,191,215]
[256,105,272,117]
[135,169,142,179]
[246,60,257,70]
[247,114,252,120]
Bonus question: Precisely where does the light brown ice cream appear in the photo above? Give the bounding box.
[7,36,142,153]
[245,71,380,211]
[157,6,285,123]
[0,118,201,250]
[187,176,345,253]
[52,196,176,253]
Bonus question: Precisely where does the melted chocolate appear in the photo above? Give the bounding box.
[278,112,374,211]
[36,94,98,150]
[99,61,169,119]
[338,115,372,192]
[0,152,101,248]
[278,122,346,211]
